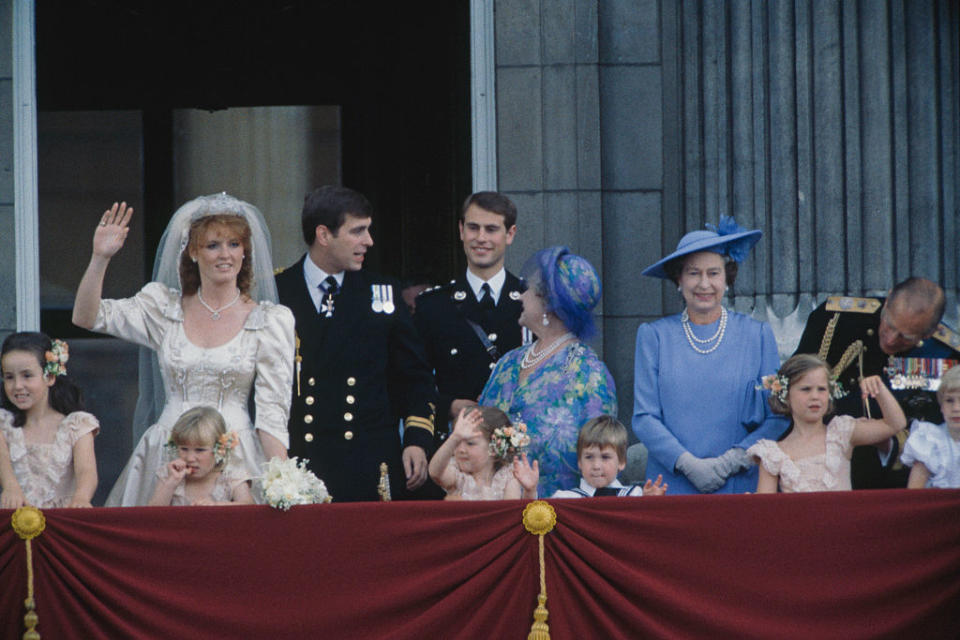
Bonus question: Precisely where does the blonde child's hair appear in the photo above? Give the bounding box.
[768,354,833,416]
[171,406,226,459]
[471,406,513,466]
[577,415,628,463]
[936,365,960,402]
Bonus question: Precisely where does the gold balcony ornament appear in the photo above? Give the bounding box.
[378,462,392,501]
[12,506,46,640]
[522,500,556,640]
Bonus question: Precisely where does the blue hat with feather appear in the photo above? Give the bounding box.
[641,216,762,280]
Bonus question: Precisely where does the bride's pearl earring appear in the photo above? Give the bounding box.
[542,313,550,327]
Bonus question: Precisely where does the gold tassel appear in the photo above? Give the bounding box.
[522,501,557,640]
[11,506,46,640]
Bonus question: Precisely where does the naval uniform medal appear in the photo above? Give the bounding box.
[321,293,336,318]
[371,284,396,314]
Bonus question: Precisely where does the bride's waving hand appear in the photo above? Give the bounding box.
[73,202,134,329]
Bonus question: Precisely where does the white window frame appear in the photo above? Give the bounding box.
[470,0,497,192]
[13,0,39,330]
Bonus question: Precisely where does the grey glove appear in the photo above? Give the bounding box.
[713,447,751,479]
[675,452,725,493]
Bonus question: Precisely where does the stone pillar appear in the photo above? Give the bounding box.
[492,0,666,422]
[494,0,604,276]
[597,0,664,421]
[661,0,960,357]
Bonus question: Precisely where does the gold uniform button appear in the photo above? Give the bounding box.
[347,376,357,386]
[867,328,875,336]
[305,396,315,405]
[308,377,316,386]
[344,430,354,440]
[304,433,314,442]
[346,395,356,404]
[344,412,354,422]
[450,348,458,355]
[489,362,496,370]
[488,333,497,342]
[304,414,314,424]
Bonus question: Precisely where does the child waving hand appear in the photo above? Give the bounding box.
[429,407,538,500]
[749,354,906,493]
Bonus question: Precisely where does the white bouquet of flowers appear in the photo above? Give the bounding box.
[260,457,331,510]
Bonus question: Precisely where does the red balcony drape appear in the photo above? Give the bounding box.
[2,489,959,639]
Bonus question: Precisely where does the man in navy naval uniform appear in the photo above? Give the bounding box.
[276,185,436,501]
[414,192,526,434]
[794,277,960,488]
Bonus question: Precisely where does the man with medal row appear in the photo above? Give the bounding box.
[793,277,960,488]
[276,185,437,501]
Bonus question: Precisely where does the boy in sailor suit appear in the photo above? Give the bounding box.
[552,416,667,498]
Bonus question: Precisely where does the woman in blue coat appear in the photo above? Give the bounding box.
[633,218,787,494]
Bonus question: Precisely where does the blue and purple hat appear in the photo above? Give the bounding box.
[641,216,762,280]
[522,246,601,340]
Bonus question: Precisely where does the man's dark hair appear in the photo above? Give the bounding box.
[301,185,374,245]
[888,277,946,335]
[459,191,517,229]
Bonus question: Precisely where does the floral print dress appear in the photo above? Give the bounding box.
[479,341,617,497]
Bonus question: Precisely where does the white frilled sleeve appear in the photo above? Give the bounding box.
[901,421,943,476]
[92,282,176,350]
[251,302,295,449]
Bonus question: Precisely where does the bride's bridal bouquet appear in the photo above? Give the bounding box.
[260,457,331,510]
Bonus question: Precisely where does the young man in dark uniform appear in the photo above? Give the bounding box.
[414,192,527,433]
[275,185,436,501]
[793,277,960,488]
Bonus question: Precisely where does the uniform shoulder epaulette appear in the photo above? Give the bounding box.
[824,296,881,314]
[932,323,960,351]
[273,266,286,275]
[416,282,451,297]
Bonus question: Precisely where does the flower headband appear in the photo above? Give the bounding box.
[44,339,69,377]
[165,430,240,467]
[758,373,846,404]
[489,420,531,461]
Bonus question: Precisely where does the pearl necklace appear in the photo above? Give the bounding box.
[521,332,575,369]
[681,307,727,354]
[197,287,241,320]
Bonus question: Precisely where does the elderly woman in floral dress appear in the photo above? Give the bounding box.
[478,246,616,497]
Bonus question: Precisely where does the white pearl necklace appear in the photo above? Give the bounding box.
[521,332,575,369]
[681,307,727,354]
[197,287,241,320]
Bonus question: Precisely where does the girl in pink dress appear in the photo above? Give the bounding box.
[148,406,253,506]
[428,407,539,500]
[748,354,906,493]
[0,333,99,508]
